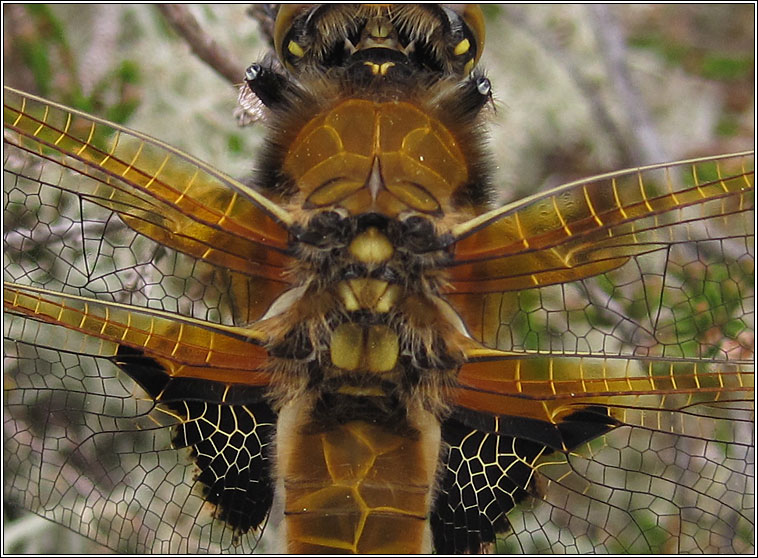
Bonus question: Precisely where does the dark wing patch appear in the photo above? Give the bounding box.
[114,345,276,538]
[556,405,620,449]
[432,407,619,553]
[171,401,276,538]
[431,416,547,554]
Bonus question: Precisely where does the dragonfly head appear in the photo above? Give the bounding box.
[273,4,485,79]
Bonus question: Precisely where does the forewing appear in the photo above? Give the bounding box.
[4,86,294,325]
[448,152,752,295]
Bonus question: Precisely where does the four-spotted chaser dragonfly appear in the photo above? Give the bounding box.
[4,4,754,554]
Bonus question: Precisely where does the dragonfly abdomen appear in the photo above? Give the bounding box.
[277,394,441,553]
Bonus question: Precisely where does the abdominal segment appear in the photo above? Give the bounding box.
[277,395,441,553]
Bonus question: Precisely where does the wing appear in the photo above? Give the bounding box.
[431,153,754,552]
[4,88,294,552]
[4,87,295,324]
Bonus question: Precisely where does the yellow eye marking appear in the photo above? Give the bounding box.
[363,61,396,75]
[288,40,305,58]
[454,38,470,56]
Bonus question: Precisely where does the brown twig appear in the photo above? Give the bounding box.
[157,4,245,85]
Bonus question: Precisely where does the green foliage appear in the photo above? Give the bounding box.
[701,53,753,81]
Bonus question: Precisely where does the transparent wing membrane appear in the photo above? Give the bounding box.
[499,423,753,553]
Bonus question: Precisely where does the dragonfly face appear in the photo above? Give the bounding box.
[3,4,754,554]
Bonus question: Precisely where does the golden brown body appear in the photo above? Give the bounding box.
[282,99,472,217]
[278,399,440,553]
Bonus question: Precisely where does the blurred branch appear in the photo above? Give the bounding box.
[246,4,279,49]
[3,514,55,553]
[503,5,634,167]
[78,5,119,96]
[586,5,668,165]
[157,4,244,85]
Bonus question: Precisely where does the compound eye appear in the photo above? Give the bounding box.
[273,5,311,69]
[445,5,486,72]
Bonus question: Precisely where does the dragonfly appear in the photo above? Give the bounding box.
[3,4,754,554]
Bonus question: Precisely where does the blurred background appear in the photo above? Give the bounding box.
[3,4,754,554]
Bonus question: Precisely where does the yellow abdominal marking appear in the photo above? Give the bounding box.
[337,278,401,313]
[349,228,394,263]
[330,323,399,373]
